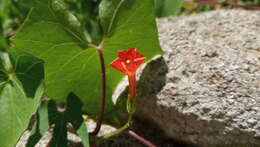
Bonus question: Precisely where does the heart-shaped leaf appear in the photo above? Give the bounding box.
[12,0,162,115]
[0,49,44,147]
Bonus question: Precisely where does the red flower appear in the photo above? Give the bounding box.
[110,48,146,100]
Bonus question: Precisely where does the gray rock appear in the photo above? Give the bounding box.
[114,10,260,146]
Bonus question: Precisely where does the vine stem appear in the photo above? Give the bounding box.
[100,120,132,139]
[89,40,106,136]
[99,117,158,147]
[87,42,156,147]
[128,130,157,147]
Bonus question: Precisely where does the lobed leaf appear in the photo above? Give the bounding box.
[12,0,162,116]
[0,49,44,147]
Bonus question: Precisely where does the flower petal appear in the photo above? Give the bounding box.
[109,58,128,74]
[117,50,129,60]
[110,48,146,74]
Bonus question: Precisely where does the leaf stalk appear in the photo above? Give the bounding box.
[90,40,106,136]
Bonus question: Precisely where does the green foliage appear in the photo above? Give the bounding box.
[0,0,11,49]
[12,0,101,115]
[155,0,183,17]
[0,23,8,50]
[66,94,89,147]
[27,95,89,147]
[12,0,162,116]
[0,50,44,147]
[76,121,89,147]
[26,101,50,147]
[63,0,102,44]
[51,106,68,147]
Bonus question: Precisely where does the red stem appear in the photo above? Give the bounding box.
[128,130,157,147]
[90,41,106,136]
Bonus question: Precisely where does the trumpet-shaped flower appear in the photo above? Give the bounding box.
[110,48,146,100]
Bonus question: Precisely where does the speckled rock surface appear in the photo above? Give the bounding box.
[114,10,260,146]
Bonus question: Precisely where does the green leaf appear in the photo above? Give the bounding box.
[12,0,35,16]
[73,0,103,44]
[155,0,183,17]
[12,0,103,115]
[0,0,12,20]
[99,0,162,102]
[65,93,84,129]
[26,101,51,147]
[39,100,68,147]
[12,0,162,115]
[0,49,44,147]
[0,31,6,51]
[65,94,89,147]
[27,95,89,147]
[76,122,89,147]
[51,112,68,147]
[0,16,8,50]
